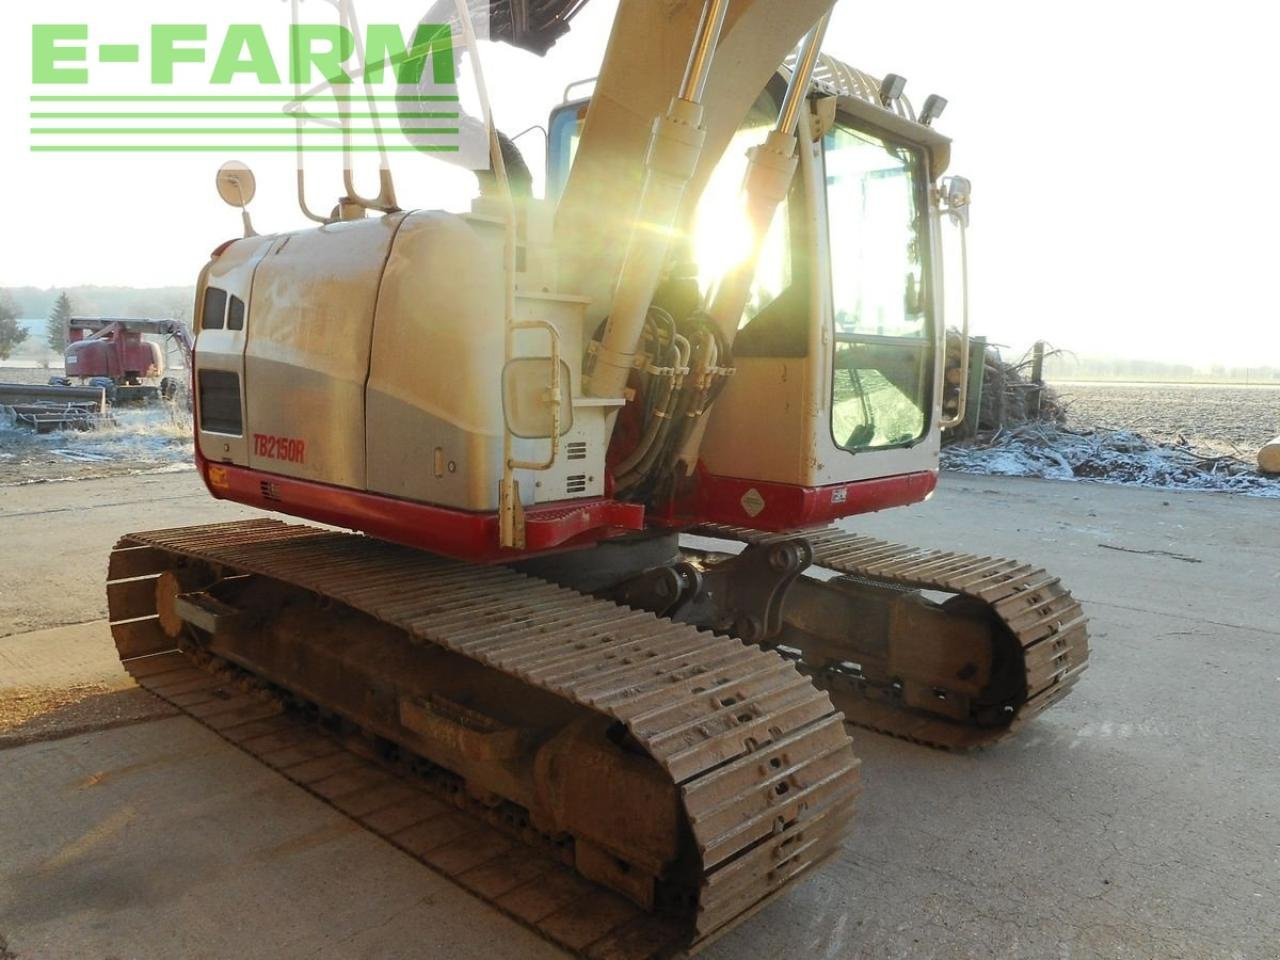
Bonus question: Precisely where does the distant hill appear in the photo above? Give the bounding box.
[1044,352,1280,384]
[5,286,195,323]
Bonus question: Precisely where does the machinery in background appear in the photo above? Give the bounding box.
[0,381,113,433]
[59,317,192,404]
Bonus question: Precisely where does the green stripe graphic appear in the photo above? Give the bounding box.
[30,95,460,103]
[31,127,460,135]
[30,112,460,119]
[31,145,460,153]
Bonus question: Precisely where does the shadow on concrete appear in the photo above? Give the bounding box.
[0,685,174,750]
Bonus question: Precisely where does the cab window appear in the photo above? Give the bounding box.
[547,101,586,202]
[825,124,931,451]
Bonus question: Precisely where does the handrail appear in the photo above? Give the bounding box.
[338,0,399,213]
[506,321,565,472]
[447,0,524,547]
[561,76,598,104]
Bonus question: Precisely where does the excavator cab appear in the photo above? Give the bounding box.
[547,61,957,529]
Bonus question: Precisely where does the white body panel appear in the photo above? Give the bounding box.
[246,216,406,489]
[195,201,614,514]
[366,211,507,510]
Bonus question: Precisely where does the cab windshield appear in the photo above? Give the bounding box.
[825,124,931,451]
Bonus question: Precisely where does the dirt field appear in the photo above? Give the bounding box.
[1054,381,1280,460]
[0,366,65,386]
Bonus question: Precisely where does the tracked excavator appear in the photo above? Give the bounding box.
[106,0,1090,954]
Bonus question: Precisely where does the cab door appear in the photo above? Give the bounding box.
[816,118,938,480]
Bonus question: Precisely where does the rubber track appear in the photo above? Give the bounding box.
[106,519,862,959]
[694,525,1091,750]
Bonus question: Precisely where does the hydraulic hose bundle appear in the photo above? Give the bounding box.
[610,306,734,501]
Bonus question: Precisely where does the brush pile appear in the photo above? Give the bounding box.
[942,340,1280,496]
[943,334,1067,433]
[942,424,1280,497]
[940,335,1280,495]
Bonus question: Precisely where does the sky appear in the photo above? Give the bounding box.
[2,0,1278,370]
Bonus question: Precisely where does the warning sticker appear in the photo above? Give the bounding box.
[740,488,766,518]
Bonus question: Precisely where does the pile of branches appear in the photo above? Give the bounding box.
[943,334,1068,436]
[942,423,1280,497]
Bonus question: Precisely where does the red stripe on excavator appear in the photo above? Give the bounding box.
[686,469,938,530]
[195,452,645,563]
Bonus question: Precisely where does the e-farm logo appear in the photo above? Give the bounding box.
[28,19,470,156]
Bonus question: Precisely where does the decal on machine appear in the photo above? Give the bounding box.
[254,433,306,464]
[740,488,766,518]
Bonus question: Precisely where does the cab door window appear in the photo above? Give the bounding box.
[825,125,932,450]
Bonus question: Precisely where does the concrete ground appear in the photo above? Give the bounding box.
[1,472,1276,959]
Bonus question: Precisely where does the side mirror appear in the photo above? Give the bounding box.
[216,161,258,237]
[941,175,971,228]
[938,175,973,430]
[502,357,573,439]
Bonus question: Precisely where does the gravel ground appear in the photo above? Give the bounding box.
[1053,381,1280,460]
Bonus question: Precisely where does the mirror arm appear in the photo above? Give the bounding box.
[938,186,971,430]
[216,162,261,235]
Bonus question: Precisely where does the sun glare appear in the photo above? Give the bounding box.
[693,123,790,320]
